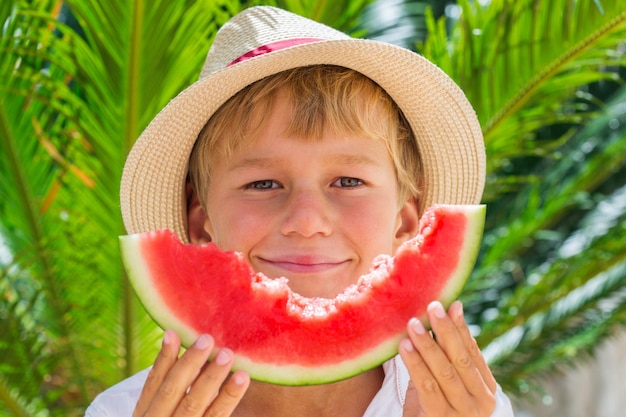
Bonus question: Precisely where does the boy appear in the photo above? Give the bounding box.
[86,6,514,417]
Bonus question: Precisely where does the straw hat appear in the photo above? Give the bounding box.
[120,5,485,243]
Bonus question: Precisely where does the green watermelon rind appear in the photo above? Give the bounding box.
[120,204,485,386]
[233,335,403,385]
[121,236,202,346]
[435,204,485,306]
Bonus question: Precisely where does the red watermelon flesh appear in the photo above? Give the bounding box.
[120,204,485,385]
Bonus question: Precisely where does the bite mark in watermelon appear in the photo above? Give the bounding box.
[120,204,485,385]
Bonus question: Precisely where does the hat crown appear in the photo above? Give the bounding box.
[200,6,350,79]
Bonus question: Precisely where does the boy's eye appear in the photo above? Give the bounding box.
[245,180,278,190]
[334,177,364,188]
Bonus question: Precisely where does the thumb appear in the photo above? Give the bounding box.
[402,379,421,416]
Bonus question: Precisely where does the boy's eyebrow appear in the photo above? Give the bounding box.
[328,153,382,167]
[229,153,382,171]
[229,157,276,171]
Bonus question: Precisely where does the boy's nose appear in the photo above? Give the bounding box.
[280,191,332,238]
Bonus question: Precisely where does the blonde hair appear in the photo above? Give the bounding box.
[189,65,422,207]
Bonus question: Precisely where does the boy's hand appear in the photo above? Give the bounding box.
[399,301,497,417]
[133,330,249,417]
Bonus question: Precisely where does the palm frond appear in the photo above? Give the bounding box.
[483,249,626,393]
[466,82,626,298]
[275,0,374,31]
[0,2,95,414]
[1,0,235,414]
[472,76,626,397]
[357,0,447,48]
[422,0,626,191]
[0,256,58,417]
[0,377,43,417]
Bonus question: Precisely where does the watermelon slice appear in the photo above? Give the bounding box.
[120,204,485,385]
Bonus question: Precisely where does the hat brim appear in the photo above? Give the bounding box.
[120,38,485,242]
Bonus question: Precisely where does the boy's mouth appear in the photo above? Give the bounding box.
[256,256,350,274]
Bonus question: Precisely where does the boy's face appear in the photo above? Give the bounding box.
[191,93,419,298]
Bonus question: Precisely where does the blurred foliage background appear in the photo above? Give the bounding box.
[1,0,625,415]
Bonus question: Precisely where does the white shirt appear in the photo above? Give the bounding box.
[85,356,514,416]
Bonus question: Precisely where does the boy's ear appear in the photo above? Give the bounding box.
[186,181,212,244]
[394,197,420,246]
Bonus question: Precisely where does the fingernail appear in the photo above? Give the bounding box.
[195,334,212,350]
[215,349,232,366]
[409,317,426,335]
[163,330,172,345]
[232,371,248,386]
[453,300,464,319]
[429,301,446,319]
[401,338,414,352]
